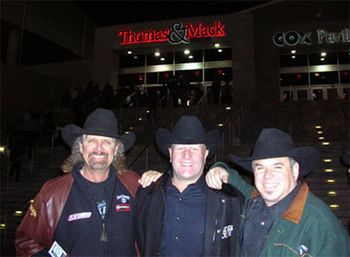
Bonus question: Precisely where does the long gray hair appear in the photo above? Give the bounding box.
[60,136,127,174]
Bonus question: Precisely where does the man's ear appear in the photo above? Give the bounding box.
[79,142,83,154]
[292,161,300,181]
[168,148,172,163]
[114,143,119,156]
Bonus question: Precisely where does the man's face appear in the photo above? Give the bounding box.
[169,144,208,185]
[253,157,299,207]
[79,135,118,172]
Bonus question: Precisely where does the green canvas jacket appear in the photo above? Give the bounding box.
[213,162,350,257]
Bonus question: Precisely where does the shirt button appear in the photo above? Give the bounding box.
[217,229,221,234]
[175,236,180,241]
[179,197,183,201]
[261,221,265,226]
[176,216,180,221]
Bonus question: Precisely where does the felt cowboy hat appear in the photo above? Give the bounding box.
[155,115,220,158]
[61,108,136,152]
[229,128,320,177]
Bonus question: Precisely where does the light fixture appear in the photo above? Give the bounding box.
[291,55,296,59]
[184,49,190,55]
[291,50,296,54]
[324,168,334,172]
[188,55,193,59]
[160,57,165,61]
[321,52,327,57]
[154,51,160,57]
[321,142,330,145]
[318,137,324,140]
[218,49,223,53]
[317,131,323,134]
[14,210,24,216]
[315,125,322,129]
[0,224,6,230]
[138,117,143,121]
[326,179,335,183]
[323,159,332,163]
[327,191,337,196]
[214,43,220,48]
[218,123,224,127]
[329,204,339,209]
[146,110,150,113]
[133,56,138,59]
[225,106,231,110]
[320,57,325,61]
[127,50,132,55]
[0,146,5,153]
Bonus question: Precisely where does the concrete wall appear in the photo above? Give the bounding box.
[1,0,96,58]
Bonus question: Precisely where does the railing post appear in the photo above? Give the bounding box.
[145,147,149,171]
[221,129,225,160]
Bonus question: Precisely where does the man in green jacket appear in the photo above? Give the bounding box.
[206,128,350,257]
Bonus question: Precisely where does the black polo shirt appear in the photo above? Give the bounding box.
[160,176,207,257]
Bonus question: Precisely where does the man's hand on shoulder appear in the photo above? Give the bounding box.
[206,167,228,190]
[138,170,163,188]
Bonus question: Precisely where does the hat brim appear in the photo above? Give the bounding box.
[61,124,136,152]
[155,128,220,158]
[61,124,83,147]
[229,146,320,177]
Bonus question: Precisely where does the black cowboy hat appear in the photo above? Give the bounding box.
[61,108,136,152]
[155,115,220,158]
[229,128,320,177]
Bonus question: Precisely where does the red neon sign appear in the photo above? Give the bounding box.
[118,20,226,45]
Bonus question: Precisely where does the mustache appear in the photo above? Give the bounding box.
[88,152,108,158]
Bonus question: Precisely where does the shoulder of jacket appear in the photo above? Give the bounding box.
[41,173,74,193]
[118,170,140,197]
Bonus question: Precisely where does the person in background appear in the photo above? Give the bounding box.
[206,128,350,257]
[16,108,139,257]
[135,115,243,257]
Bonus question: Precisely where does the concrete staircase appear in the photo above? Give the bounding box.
[1,100,349,256]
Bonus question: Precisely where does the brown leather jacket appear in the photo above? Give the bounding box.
[15,170,140,257]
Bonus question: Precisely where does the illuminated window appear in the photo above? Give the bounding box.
[205,48,232,61]
[309,52,337,65]
[280,54,307,67]
[119,54,145,68]
[340,70,350,83]
[280,73,308,87]
[205,68,232,82]
[175,49,202,63]
[119,74,143,87]
[310,71,338,85]
[147,51,173,65]
[339,51,350,64]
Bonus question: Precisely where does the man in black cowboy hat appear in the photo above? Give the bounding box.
[135,115,243,257]
[206,128,350,257]
[16,108,140,257]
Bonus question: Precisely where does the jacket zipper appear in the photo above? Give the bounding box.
[100,222,108,242]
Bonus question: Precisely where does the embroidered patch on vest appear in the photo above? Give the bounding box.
[68,212,92,222]
[221,224,234,239]
[116,203,131,212]
[116,194,130,203]
[298,244,309,256]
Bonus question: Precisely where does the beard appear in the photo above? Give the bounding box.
[87,152,110,171]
